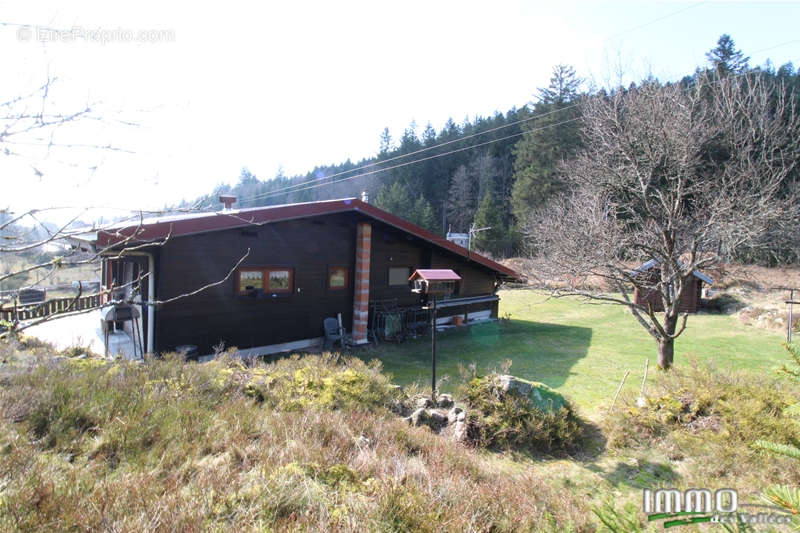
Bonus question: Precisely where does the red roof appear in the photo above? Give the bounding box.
[95,198,522,281]
[409,269,462,281]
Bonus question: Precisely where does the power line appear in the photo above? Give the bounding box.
[244,116,582,202]
[229,54,800,207]
[236,101,582,203]
[230,3,798,207]
[603,1,708,42]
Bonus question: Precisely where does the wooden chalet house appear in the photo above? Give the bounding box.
[79,197,521,358]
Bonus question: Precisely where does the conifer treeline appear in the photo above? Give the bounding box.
[194,35,799,262]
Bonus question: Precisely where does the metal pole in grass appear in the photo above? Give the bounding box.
[788,288,795,344]
[608,370,630,417]
[410,269,461,401]
[431,295,437,398]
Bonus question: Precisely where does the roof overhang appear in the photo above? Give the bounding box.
[90,198,523,281]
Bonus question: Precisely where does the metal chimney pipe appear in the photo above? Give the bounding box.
[219,195,237,210]
[361,191,369,203]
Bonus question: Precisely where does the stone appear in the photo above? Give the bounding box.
[436,393,454,408]
[452,420,468,443]
[408,408,430,427]
[415,397,433,409]
[447,406,463,424]
[496,375,567,412]
[498,375,532,396]
[429,410,447,426]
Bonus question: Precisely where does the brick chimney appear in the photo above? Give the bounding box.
[351,221,371,344]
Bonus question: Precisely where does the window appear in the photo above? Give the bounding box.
[388,266,410,286]
[238,268,264,294]
[328,266,349,289]
[237,267,294,295]
[268,269,292,292]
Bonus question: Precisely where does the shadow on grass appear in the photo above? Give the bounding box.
[358,318,593,393]
[587,459,680,489]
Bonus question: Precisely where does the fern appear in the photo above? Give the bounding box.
[785,403,800,418]
[754,440,800,461]
[592,501,644,533]
[778,343,800,381]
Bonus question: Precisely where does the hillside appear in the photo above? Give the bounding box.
[186,38,800,263]
[2,290,799,531]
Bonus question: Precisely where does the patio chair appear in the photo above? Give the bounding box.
[323,317,343,350]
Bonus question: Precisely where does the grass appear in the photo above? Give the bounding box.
[0,349,607,531]
[1,287,798,531]
[365,289,788,413]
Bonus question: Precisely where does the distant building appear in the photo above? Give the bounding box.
[631,260,713,314]
[446,231,470,249]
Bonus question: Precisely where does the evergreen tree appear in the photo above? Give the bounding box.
[510,65,583,226]
[379,127,393,156]
[446,164,478,232]
[706,34,749,75]
[375,181,413,216]
[472,189,508,256]
[411,195,437,232]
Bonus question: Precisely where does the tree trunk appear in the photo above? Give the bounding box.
[657,338,674,370]
[658,313,678,369]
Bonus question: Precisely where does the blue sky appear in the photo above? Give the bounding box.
[2,0,799,216]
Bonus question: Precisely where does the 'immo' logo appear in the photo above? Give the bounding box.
[644,488,737,514]
[643,488,793,528]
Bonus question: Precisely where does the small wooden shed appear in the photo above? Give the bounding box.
[632,260,713,313]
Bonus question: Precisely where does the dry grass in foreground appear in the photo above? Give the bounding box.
[0,345,597,532]
[2,339,798,532]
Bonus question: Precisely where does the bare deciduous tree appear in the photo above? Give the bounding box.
[0,78,243,348]
[526,72,799,369]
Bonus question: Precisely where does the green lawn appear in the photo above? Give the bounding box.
[360,289,788,414]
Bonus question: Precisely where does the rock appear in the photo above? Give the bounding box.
[436,394,454,408]
[408,408,430,427]
[414,397,433,409]
[429,410,447,426]
[448,406,463,424]
[499,374,532,396]
[452,420,468,443]
[456,410,466,422]
[496,375,567,412]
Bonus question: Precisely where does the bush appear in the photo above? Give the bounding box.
[0,345,603,531]
[604,357,800,485]
[460,373,584,454]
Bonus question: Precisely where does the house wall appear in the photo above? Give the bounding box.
[367,223,499,310]
[154,213,358,354]
[634,277,702,313]
[151,214,502,355]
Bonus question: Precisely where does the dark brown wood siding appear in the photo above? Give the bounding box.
[368,224,426,306]
[633,277,702,313]
[154,214,357,354]
[430,251,496,297]
[152,213,503,355]
[366,223,498,306]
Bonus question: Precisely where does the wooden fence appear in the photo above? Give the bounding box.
[0,294,102,323]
